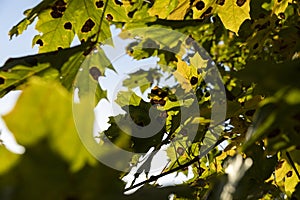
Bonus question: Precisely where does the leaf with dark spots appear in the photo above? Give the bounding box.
[0,77,5,85]
[36,39,44,46]
[195,1,205,10]
[81,18,95,33]
[57,6,66,13]
[95,0,104,8]
[106,14,113,21]
[64,22,72,30]
[236,0,246,7]
[279,12,285,19]
[89,67,102,81]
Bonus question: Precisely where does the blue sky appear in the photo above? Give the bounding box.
[0,0,40,66]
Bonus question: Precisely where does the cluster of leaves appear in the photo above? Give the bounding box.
[0,0,300,199]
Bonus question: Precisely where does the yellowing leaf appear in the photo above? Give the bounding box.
[167,0,190,20]
[3,77,97,171]
[148,0,179,19]
[273,0,293,15]
[217,0,251,35]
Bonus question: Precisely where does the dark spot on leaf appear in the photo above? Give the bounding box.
[36,39,44,46]
[200,6,212,18]
[57,6,66,12]
[279,12,285,19]
[106,14,113,21]
[150,99,166,106]
[57,47,63,50]
[286,170,293,177]
[217,0,225,6]
[89,66,102,81]
[190,76,198,85]
[81,18,95,33]
[95,0,104,8]
[245,109,255,116]
[196,1,205,10]
[64,22,72,30]
[277,0,282,3]
[276,160,284,170]
[55,0,66,7]
[115,0,123,6]
[128,9,136,18]
[236,0,246,7]
[177,147,185,156]
[51,10,63,18]
[0,77,5,85]
[253,43,259,49]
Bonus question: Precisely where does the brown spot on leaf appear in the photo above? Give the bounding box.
[95,0,104,8]
[217,0,225,6]
[279,12,285,19]
[200,6,212,18]
[190,76,198,85]
[51,10,63,18]
[57,6,66,12]
[276,160,284,170]
[277,0,282,3]
[286,170,293,177]
[106,14,113,21]
[57,47,63,51]
[36,39,44,46]
[236,0,246,7]
[81,18,95,33]
[89,66,102,80]
[0,77,5,85]
[64,22,72,30]
[177,147,185,156]
[196,1,205,10]
[55,0,67,7]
